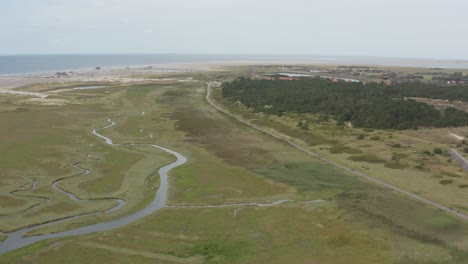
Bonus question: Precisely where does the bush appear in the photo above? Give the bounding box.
[329,145,362,154]
[356,134,366,140]
[348,154,385,163]
[439,179,453,185]
[423,150,432,155]
[464,147,468,154]
[433,148,443,155]
[297,120,309,130]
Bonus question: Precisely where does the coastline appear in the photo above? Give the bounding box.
[0,63,217,91]
[2,56,468,92]
[2,54,468,76]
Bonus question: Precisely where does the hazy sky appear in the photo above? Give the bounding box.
[1,0,468,59]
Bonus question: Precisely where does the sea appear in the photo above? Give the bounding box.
[1,54,468,75]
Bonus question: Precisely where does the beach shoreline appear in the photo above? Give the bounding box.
[0,62,218,91]
[2,56,468,92]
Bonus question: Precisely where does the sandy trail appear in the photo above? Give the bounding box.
[449,132,464,141]
[0,90,48,98]
[449,149,468,172]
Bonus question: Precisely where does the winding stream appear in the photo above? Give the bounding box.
[0,119,187,255]
[51,165,92,202]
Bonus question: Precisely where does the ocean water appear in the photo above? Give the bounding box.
[1,54,468,75]
[0,54,253,75]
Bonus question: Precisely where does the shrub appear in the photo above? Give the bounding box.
[439,179,453,185]
[297,120,309,130]
[348,154,385,163]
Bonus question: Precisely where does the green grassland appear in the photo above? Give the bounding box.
[1,69,468,263]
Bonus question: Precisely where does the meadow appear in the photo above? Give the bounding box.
[1,68,468,263]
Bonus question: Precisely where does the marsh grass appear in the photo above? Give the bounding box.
[2,73,468,263]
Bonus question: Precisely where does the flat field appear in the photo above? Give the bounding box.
[1,68,468,263]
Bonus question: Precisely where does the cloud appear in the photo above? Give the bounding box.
[1,0,468,58]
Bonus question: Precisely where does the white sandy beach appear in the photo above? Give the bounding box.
[0,63,222,97]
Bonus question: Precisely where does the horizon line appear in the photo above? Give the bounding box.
[0,53,467,62]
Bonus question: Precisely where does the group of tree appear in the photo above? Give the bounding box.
[221,77,468,130]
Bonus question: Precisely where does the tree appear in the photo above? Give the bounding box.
[222,78,468,130]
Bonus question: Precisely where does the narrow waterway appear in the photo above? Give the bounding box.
[0,118,188,255]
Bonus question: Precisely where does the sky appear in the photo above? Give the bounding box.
[1,0,468,59]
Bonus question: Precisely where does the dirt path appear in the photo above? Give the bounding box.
[449,133,465,141]
[0,90,48,98]
[206,85,468,221]
[449,149,468,172]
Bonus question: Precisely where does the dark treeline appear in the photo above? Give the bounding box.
[382,82,468,101]
[221,78,468,130]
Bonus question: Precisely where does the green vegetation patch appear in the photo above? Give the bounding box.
[384,161,407,169]
[24,202,81,217]
[187,236,252,261]
[78,148,145,195]
[439,179,454,185]
[338,186,467,244]
[255,162,358,192]
[0,195,27,208]
[348,154,385,164]
[170,149,287,205]
[424,214,462,231]
[171,106,274,168]
[442,171,462,178]
[329,144,363,154]
[0,239,161,264]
